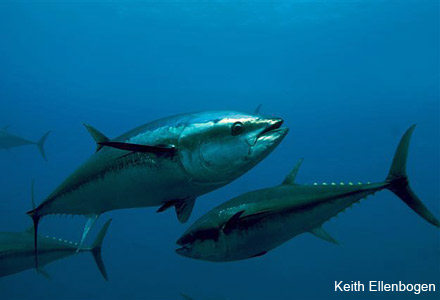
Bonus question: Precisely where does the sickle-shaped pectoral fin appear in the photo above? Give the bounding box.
[222,210,245,235]
[98,141,177,157]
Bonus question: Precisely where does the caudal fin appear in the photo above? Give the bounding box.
[36,131,51,161]
[90,219,112,281]
[28,181,41,270]
[386,124,440,228]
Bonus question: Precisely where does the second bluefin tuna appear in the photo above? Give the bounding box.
[176,125,439,262]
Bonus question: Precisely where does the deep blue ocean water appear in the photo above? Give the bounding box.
[0,1,439,299]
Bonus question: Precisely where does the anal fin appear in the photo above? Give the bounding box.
[77,214,99,252]
[157,197,196,223]
[309,227,338,244]
[175,197,196,223]
[37,267,51,280]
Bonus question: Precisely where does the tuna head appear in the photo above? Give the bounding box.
[178,111,288,185]
[175,209,247,262]
[176,220,227,262]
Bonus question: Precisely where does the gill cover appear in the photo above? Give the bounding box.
[178,118,253,184]
[178,111,286,184]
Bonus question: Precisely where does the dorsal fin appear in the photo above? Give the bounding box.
[282,158,304,185]
[83,123,110,152]
[254,104,263,114]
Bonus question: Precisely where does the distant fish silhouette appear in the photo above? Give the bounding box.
[0,127,51,160]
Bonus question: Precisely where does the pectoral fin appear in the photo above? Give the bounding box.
[309,227,338,244]
[223,210,245,235]
[98,141,177,156]
[83,124,110,152]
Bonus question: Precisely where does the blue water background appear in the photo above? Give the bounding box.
[0,1,439,299]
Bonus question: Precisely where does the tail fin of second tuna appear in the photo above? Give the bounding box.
[90,219,112,281]
[36,131,51,161]
[386,124,439,228]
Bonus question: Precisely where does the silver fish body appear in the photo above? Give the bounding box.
[29,111,288,220]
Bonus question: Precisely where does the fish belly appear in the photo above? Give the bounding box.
[39,164,195,216]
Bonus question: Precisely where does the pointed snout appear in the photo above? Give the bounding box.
[261,117,284,134]
[256,117,288,140]
[175,246,191,257]
[176,238,191,257]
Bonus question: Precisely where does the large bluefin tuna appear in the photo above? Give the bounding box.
[176,125,439,262]
[27,110,288,267]
[0,126,51,160]
[0,219,111,280]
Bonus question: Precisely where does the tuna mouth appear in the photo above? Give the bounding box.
[176,245,191,256]
[176,236,192,256]
[256,118,286,140]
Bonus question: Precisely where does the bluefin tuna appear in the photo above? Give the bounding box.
[0,219,111,279]
[0,126,50,160]
[27,110,288,267]
[176,125,439,262]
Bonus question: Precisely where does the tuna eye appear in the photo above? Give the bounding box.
[231,122,244,135]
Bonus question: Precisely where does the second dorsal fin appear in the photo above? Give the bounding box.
[282,158,304,185]
[83,123,110,152]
